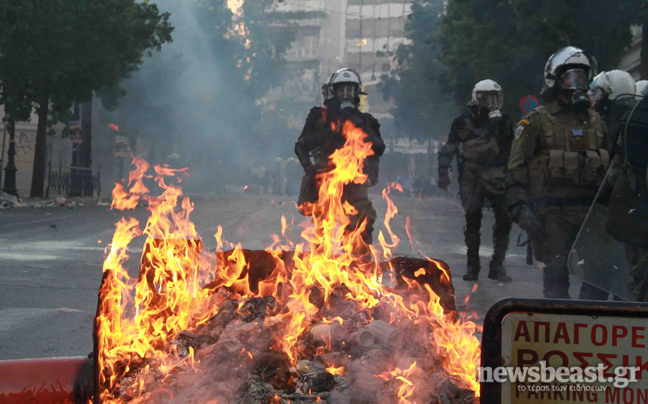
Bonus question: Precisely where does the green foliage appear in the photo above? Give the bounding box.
[0,0,173,196]
[378,0,459,140]
[0,0,173,116]
[440,0,635,114]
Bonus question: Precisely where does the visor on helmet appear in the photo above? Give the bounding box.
[475,91,503,109]
[588,86,606,103]
[334,83,358,101]
[559,69,589,90]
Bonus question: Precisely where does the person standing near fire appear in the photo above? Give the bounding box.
[294,68,385,245]
[437,80,514,283]
[507,47,609,299]
[577,69,636,301]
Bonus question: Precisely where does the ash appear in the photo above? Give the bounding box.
[115,286,477,404]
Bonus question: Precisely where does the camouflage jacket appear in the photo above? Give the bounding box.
[507,99,609,207]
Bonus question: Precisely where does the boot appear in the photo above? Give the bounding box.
[488,225,511,283]
[488,261,512,283]
[463,266,480,281]
[463,228,481,281]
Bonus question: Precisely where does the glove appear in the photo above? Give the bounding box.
[515,204,542,234]
[438,170,450,191]
[303,165,316,176]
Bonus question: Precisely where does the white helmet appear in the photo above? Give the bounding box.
[470,79,503,118]
[329,68,361,86]
[328,68,362,104]
[589,70,635,102]
[471,79,503,109]
[544,46,597,91]
[636,80,648,96]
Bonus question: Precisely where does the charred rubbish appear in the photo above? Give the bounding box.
[94,146,479,403]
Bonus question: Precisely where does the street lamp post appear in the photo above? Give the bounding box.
[2,116,18,197]
[0,119,7,188]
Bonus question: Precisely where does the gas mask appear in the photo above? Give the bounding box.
[487,108,502,120]
[332,83,359,111]
[559,69,591,112]
[474,91,503,120]
[339,101,356,110]
[561,89,591,113]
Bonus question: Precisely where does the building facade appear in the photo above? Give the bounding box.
[273,0,412,121]
[0,108,71,198]
[618,25,643,79]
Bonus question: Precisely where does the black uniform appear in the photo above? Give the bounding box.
[295,106,385,244]
[579,95,637,300]
[604,96,648,300]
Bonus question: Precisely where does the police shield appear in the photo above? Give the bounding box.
[568,200,633,300]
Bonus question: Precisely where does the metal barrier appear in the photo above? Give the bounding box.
[46,162,101,198]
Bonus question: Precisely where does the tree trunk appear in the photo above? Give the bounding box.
[2,117,18,196]
[30,94,49,198]
[80,98,93,196]
[640,23,648,80]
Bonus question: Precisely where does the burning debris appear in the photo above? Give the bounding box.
[94,121,481,404]
[101,275,475,404]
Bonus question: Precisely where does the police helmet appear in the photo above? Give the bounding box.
[328,68,362,103]
[471,79,503,110]
[543,46,597,93]
[589,70,635,102]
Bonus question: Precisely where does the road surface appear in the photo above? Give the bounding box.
[0,191,582,359]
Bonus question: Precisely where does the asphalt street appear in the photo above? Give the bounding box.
[0,191,583,360]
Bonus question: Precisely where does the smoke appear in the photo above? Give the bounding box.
[97,0,295,193]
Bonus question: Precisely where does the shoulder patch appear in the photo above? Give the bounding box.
[516,119,530,126]
[514,124,526,140]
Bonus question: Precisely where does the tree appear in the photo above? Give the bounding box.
[378,0,458,140]
[0,0,173,197]
[440,0,634,115]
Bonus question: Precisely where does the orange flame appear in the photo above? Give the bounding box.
[379,361,418,403]
[97,120,480,402]
[326,365,345,376]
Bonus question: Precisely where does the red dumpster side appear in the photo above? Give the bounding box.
[0,357,93,404]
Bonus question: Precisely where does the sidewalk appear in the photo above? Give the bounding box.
[0,191,111,209]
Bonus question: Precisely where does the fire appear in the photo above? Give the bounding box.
[96,120,481,403]
[227,0,244,16]
[379,362,418,403]
[326,365,345,376]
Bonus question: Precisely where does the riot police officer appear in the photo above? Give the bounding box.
[579,70,636,300]
[602,85,648,301]
[635,80,648,97]
[294,68,385,245]
[438,79,514,283]
[507,47,609,299]
[589,70,636,152]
